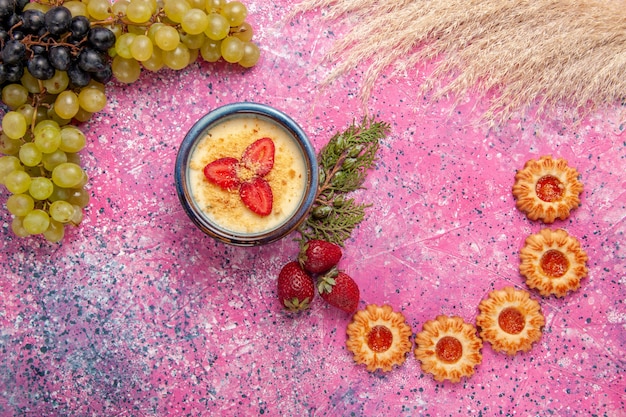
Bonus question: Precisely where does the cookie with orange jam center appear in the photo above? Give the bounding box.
[476,287,545,356]
[414,315,482,383]
[512,155,583,223]
[346,304,412,372]
[519,228,588,297]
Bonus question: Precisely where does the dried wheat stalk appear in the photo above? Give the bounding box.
[291,0,626,124]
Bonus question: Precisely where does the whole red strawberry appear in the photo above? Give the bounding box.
[298,239,342,274]
[277,261,315,312]
[317,268,360,313]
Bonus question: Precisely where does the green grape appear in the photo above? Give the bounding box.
[73,108,93,123]
[51,162,85,188]
[189,48,200,65]
[63,0,89,17]
[0,155,23,184]
[154,25,181,51]
[115,32,137,59]
[33,106,50,126]
[142,48,164,71]
[163,43,191,70]
[87,0,112,20]
[6,193,35,216]
[78,88,108,113]
[16,104,35,126]
[181,32,206,49]
[11,216,30,237]
[206,0,226,12]
[147,22,165,42]
[76,171,89,188]
[220,36,244,63]
[85,80,106,92]
[46,105,72,126]
[18,142,43,167]
[68,187,90,207]
[188,0,206,9]
[181,8,209,35]
[2,84,29,109]
[48,185,71,202]
[54,91,80,120]
[42,70,70,94]
[59,126,86,153]
[0,133,21,155]
[43,219,65,242]
[205,13,230,40]
[29,177,54,200]
[4,170,32,194]
[130,35,154,61]
[112,0,130,15]
[232,21,253,42]
[239,41,260,68]
[2,111,28,139]
[20,69,42,94]
[126,0,155,23]
[34,124,62,153]
[42,149,68,171]
[23,209,50,235]
[23,2,49,12]
[66,152,81,165]
[112,56,142,84]
[220,1,247,26]
[33,120,60,136]
[50,200,75,223]
[200,38,222,62]
[69,204,83,225]
[163,0,191,23]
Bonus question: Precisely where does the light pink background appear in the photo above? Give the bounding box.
[1,2,625,416]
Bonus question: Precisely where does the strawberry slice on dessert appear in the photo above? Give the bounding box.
[240,176,273,216]
[241,137,275,177]
[203,157,241,190]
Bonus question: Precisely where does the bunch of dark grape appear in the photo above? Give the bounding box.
[0,0,260,242]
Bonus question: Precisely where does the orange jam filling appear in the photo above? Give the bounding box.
[435,336,463,363]
[535,175,564,202]
[540,249,570,277]
[498,307,525,335]
[367,325,393,353]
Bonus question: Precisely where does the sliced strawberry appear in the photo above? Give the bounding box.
[241,137,275,177]
[277,261,315,312]
[240,176,273,216]
[203,157,241,190]
[299,239,343,274]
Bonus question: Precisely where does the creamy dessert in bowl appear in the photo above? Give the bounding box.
[175,103,318,246]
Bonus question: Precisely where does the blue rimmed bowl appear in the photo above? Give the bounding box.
[175,102,318,246]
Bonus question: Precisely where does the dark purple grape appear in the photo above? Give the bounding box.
[27,54,55,79]
[48,45,71,71]
[30,44,46,55]
[0,29,8,43]
[91,66,112,84]
[67,62,90,87]
[1,39,25,65]
[44,6,71,36]
[20,9,45,34]
[87,27,116,52]
[0,0,15,19]
[69,15,90,40]
[77,47,107,72]
[3,12,20,29]
[14,0,27,12]
[3,62,23,82]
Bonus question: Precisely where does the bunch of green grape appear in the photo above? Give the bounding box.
[0,0,260,242]
[108,0,260,82]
